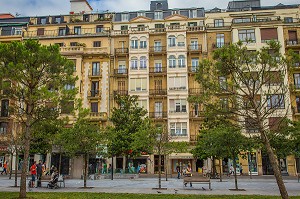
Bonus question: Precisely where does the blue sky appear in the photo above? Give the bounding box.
[0,0,299,17]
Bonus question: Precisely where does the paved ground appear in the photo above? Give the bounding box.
[0,175,299,196]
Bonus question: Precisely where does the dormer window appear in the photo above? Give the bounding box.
[156,3,163,10]
[137,12,146,17]
[190,10,197,18]
[154,11,163,20]
[121,13,129,22]
[172,10,179,15]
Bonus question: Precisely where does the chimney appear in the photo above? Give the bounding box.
[70,0,93,14]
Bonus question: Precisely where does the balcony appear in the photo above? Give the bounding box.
[285,39,300,48]
[149,67,167,75]
[60,47,109,56]
[89,112,108,122]
[88,72,102,79]
[212,42,231,49]
[188,44,202,53]
[111,30,129,36]
[189,88,202,96]
[113,90,128,96]
[87,90,101,99]
[206,23,231,30]
[149,46,166,55]
[149,28,166,34]
[169,87,187,91]
[190,134,199,143]
[186,26,204,32]
[60,46,84,55]
[115,48,129,56]
[149,112,168,120]
[24,27,110,39]
[113,69,128,76]
[169,110,187,114]
[232,17,283,26]
[189,111,204,119]
[84,47,109,55]
[149,89,167,96]
[130,26,148,33]
[167,25,186,31]
[188,66,198,74]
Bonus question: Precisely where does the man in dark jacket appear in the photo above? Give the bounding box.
[36,160,43,187]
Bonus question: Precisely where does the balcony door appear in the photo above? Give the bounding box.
[155,102,163,118]
[154,79,162,92]
[118,81,126,95]
[154,41,162,52]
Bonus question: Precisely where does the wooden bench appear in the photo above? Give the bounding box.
[40,175,65,188]
[183,176,211,190]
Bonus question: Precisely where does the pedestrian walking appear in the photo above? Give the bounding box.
[240,163,243,176]
[30,161,37,188]
[176,164,180,179]
[1,161,7,175]
[229,165,234,176]
[36,160,43,187]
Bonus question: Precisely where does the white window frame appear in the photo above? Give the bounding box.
[178,55,186,68]
[168,55,176,68]
[154,11,163,20]
[168,36,176,47]
[170,122,187,136]
[169,76,186,90]
[130,78,147,92]
[140,56,147,70]
[131,57,138,70]
[121,13,129,22]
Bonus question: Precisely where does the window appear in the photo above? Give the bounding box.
[233,18,251,23]
[154,41,162,52]
[220,98,228,110]
[140,40,147,49]
[245,118,259,133]
[70,42,78,46]
[1,100,9,117]
[64,84,75,90]
[284,17,293,23]
[140,56,147,69]
[168,55,176,68]
[238,29,255,42]
[54,16,61,24]
[40,17,47,25]
[121,25,128,30]
[131,38,138,49]
[191,58,199,72]
[96,25,104,33]
[261,28,278,43]
[92,62,100,76]
[91,102,98,113]
[216,33,225,48]
[118,61,126,74]
[177,35,185,47]
[168,36,176,47]
[190,40,199,50]
[178,55,186,68]
[288,31,297,44]
[294,74,300,89]
[61,101,74,114]
[37,28,44,36]
[219,76,227,90]
[130,78,147,91]
[170,99,187,113]
[172,10,179,15]
[137,100,147,108]
[154,11,163,20]
[93,41,101,47]
[214,19,224,27]
[267,95,285,109]
[269,117,282,131]
[83,15,89,22]
[296,96,300,113]
[121,13,129,22]
[0,122,8,134]
[154,61,162,72]
[188,22,197,27]
[58,27,66,36]
[265,71,282,86]
[137,12,145,17]
[190,10,197,18]
[131,57,138,70]
[170,122,187,136]
[74,26,81,35]
[91,81,99,97]
[169,76,186,90]
[137,25,145,31]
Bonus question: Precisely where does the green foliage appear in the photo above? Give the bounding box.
[106,95,154,157]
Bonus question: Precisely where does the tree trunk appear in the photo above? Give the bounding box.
[9,153,13,180]
[262,131,288,199]
[19,127,30,198]
[83,154,88,188]
[14,150,18,187]
[249,153,252,179]
[232,157,238,190]
[219,159,222,182]
[158,152,161,189]
[165,155,168,181]
[58,151,62,175]
[212,156,216,178]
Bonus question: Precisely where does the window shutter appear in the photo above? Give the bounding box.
[288,31,297,41]
[261,28,278,41]
[37,28,44,36]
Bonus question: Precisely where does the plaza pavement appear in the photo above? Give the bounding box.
[0,175,299,196]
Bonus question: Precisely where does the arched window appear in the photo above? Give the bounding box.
[131,57,138,70]
[168,35,176,47]
[177,34,185,47]
[131,37,138,49]
[169,55,176,68]
[140,56,147,69]
[178,55,186,68]
[140,36,147,49]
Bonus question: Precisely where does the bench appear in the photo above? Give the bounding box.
[40,175,65,188]
[183,176,211,190]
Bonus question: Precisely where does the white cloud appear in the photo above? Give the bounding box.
[0,0,299,17]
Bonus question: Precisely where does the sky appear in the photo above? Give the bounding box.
[0,0,299,17]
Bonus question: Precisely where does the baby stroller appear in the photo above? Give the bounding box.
[47,172,59,189]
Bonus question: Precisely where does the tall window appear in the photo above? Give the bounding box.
[140,56,147,69]
[0,122,8,134]
[170,99,187,113]
[170,122,187,136]
[91,81,99,97]
[96,25,104,33]
[154,11,163,20]
[58,27,66,36]
[121,13,129,22]
[168,55,176,68]
[261,28,278,43]
[219,76,227,90]
[130,78,147,91]
[216,33,225,48]
[131,57,138,70]
[178,55,186,68]
[118,61,126,74]
[74,26,81,35]
[267,95,285,109]
[214,19,224,27]
[294,74,300,89]
[190,40,199,50]
[168,36,176,47]
[91,102,98,113]
[169,76,186,90]
[92,62,100,76]
[131,38,138,49]
[220,98,228,110]
[238,29,256,42]
[191,58,199,72]
[190,10,197,18]
[140,40,147,49]
[154,61,162,72]
[1,100,9,117]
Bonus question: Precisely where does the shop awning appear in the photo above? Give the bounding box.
[169,153,194,159]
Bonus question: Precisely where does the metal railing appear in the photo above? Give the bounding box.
[149,89,167,95]
[206,23,232,29]
[149,112,168,119]
[285,39,300,46]
[115,48,129,55]
[113,69,128,75]
[189,88,202,95]
[113,90,128,96]
[88,90,101,98]
[149,46,166,53]
[186,26,204,31]
[149,67,167,74]
[188,44,202,52]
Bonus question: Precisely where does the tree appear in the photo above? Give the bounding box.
[0,40,76,198]
[57,108,103,188]
[192,41,293,198]
[106,95,154,173]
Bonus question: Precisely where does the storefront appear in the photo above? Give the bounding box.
[248,151,258,175]
[169,153,194,174]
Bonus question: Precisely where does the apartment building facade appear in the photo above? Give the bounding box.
[0,0,300,177]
